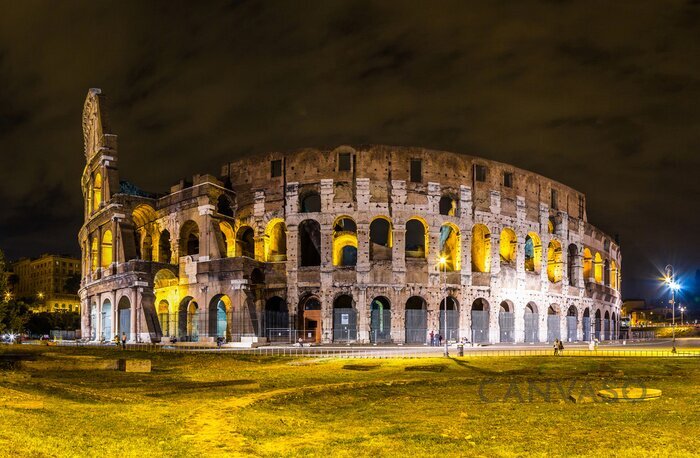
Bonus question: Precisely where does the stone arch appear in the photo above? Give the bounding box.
[566,305,578,342]
[216,194,234,217]
[498,300,515,343]
[117,296,131,339]
[236,226,256,259]
[369,216,392,261]
[132,204,157,261]
[610,260,619,290]
[499,228,517,265]
[471,224,491,273]
[157,299,171,337]
[405,217,428,259]
[604,310,611,340]
[524,232,542,273]
[178,297,199,342]
[524,302,539,343]
[159,230,172,263]
[370,296,391,343]
[439,194,458,216]
[333,294,357,342]
[405,296,427,344]
[180,220,200,257]
[299,219,321,267]
[604,259,611,287]
[547,304,561,342]
[439,296,459,341]
[298,295,322,343]
[594,252,603,283]
[90,236,99,271]
[332,216,358,267]
[101,298,112,340]
[471,298,490,343]
[547,239,563,283]
[439,222,460,271]
[582,307,592,341]
[263,296,289,340]
[583,248,592,280]
[209,294,231,339]
[594,309,602,340]
[250,267,265,285]
[101,229,113,268]
[92,172,102,212]
[299,190,321,213]
[219,222,235,258]
[264,219,287,262]
[567,244,578,286]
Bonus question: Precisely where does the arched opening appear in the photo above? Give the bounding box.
[567,244,578,286]
[92,172,102,212]
[217,194,234,217]
[524,232,542,273]
[610,261,619,290]
[101,230,113,268]
[333,294,357,342]
[439,195,458,216]
[604,310,611,340]
[370,296,391,343]
[499,301,514,343]
[499,228,517,265]
[101,299,112,340]
[90,303,97,340]
[265,219,287,262]
[405,218,427,259]
[117,296,131,339]
[299,219,321,267]
[524,302,538,343]
[369,217,392,261]
[208,295,231,339]
[547,305,560,342]
[132,204,157,261]
[548,218,555,234]
[471,298,490,344]
[604,259,611,287]
[583,308,591,341]
[159,230,171,263]
[90,236,99,272]
[219,222,235,258]
[439,223,460,271]
[611,312,617,340]
[300,191,321,213]
[471,224,491,273]
[178,297,199,342]
[583,248,592,280]
[141,234,153,261]
[250,267,265,285]
[236,226,256,259]
[594,252,603,283]
[547,240,563,283]
[332,217,357,267]
[157,300,170,337]
[439,297,459,341]
[264,296,289,341]
[405,296,427,344]
[298,296,321,343]
[566,305,578,342]
[180,221,200,257]
[594,309,602,340]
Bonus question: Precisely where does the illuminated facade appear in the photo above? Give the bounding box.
[79,89,622,344]
[11,254,81,313]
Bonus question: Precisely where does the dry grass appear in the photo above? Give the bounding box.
[0,346,699,457]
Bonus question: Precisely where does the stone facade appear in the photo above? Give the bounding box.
[79,89,622,344]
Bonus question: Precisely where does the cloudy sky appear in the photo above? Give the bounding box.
[0,0,698,302]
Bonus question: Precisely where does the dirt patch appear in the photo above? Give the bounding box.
[405,364,446,373]
[343,364,380,371]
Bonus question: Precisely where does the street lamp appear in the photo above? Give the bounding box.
[679,306,686,326]
[663,265,681,353]
[439,255,449,357]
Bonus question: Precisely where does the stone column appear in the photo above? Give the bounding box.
[392,225,406,284]
[129,287,137,342]
[357,287,368,343]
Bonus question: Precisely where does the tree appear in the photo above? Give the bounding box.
[0,248,7,300]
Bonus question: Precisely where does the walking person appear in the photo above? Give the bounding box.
[429,330,434,347]
[121,332,127,350]
[553,339,559,356]
[558,339,564,356]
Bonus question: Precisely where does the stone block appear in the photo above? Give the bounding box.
[117,359,151,373]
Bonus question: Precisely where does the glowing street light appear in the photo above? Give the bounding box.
[663,265,681,353]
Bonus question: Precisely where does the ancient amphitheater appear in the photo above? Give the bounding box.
[79,89,622,345]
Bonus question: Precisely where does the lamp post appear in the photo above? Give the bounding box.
[439,256,449,357]
[679,306,686,326]
[664,264,680,353]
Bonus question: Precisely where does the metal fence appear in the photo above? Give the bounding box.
[499,312,515,343]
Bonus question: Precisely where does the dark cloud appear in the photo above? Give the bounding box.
[0,0,698,302]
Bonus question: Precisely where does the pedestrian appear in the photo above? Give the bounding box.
[558,339,564,356]
[121,332,127,349]
[113,334,119,347]
[438,334,443,346]
[429,330,434,346]
[553,339,559,356]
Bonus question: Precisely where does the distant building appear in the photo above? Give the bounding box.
[11,254,81,313]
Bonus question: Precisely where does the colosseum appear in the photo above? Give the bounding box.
[79,88,622,345]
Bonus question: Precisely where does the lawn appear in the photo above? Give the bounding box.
[0,346,698,457]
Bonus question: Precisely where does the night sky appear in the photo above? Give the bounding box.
[1,1,698,303]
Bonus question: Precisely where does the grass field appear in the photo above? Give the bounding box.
[1,346,699,457]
